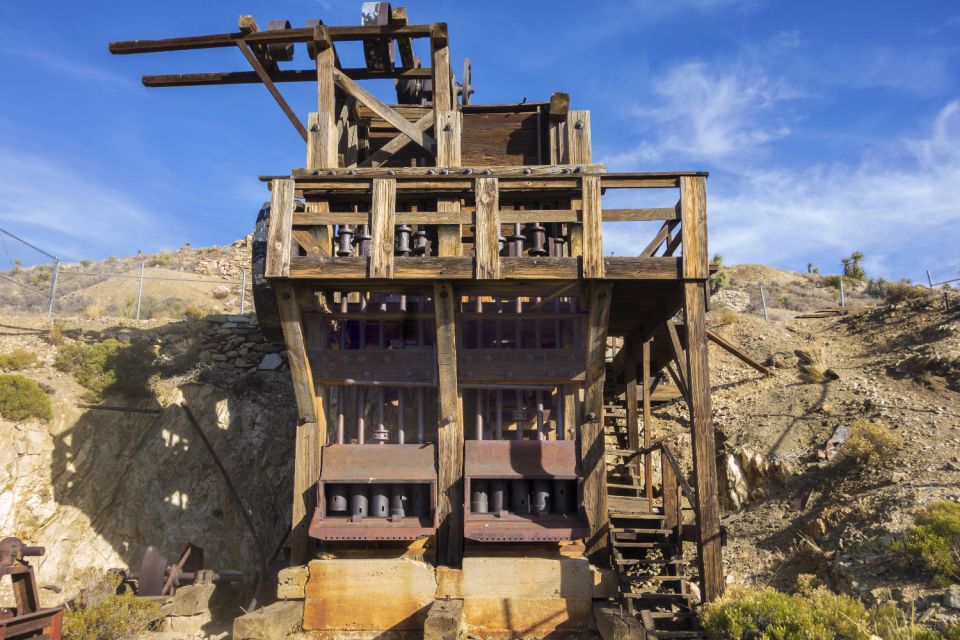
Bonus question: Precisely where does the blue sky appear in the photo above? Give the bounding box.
[0,0,957,281]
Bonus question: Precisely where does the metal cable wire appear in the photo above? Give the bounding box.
[0,272,49,296]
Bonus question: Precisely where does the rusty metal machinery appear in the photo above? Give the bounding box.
[311,444,438,541]
[463,441,587,542]
[0,537,64,640]
[120,543,242,597]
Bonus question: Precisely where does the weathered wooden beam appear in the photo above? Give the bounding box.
[236,40,307,140]
[369,179,397,278]
[641,338,654,509]
[333,70,434,151]
[109,24,437,54]
[141,66,432,87]
[581,175,604,278]
[473,177,499,278]
[624,339,642,483]
[665,320,689,392]
[434,281,464,567]
[707,329,772,376]
[581,282,612,561]
[274,281,324,565]
[265,179,295,277]
[683,280,723,601]
[680,176,708,279]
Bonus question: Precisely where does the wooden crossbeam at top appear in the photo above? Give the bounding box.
[109,24,437,55]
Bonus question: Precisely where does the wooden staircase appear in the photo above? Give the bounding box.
[603,391,706,639]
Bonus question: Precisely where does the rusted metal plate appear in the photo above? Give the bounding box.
[320,443,436,481]
[464,514,589,542]
[309,514,435,541]
[464,440,578,479]
[310,348,436,386]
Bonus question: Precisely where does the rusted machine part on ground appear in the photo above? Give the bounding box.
[0,537,64,640]
[123,543,242,597]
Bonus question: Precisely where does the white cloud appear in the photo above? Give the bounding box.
[708,101,960,278]
[608,61,797,165]
[0,144,173,262]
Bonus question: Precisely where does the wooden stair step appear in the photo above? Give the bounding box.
[622,591,695,601]
[614,558,688,566]
[611,527,673,535]
[606,482,643,490]
[611,541,674,549]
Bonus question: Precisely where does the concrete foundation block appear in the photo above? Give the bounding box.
[423,599,465,640]
[233,600,304,640]
[302,558,436,634]
[163,611,212,635]
[459,556,594,638]
[278,565,309,600]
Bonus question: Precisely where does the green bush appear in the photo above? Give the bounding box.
[885,280,927,304]
[148,254,171,267]
[0,348,37,371]
[0,374,52,421]
[701,580,954,639]
[55,339,155,400]
[63,593,159,640]
[903,501,960,585]
[822,274,843,290]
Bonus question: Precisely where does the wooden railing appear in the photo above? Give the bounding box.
[264,169,708,282]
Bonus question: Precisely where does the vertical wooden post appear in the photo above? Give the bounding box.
[624,339,641,483]
[566,110,591,258]
[434,281,464,566]
[369,179,397,278]
[580,282,612,561]
[679,175,723,601]
[275,281,325,565]
[581,174,604,278]
[641,338,654,509]
[473,178,500,278]
[547,92,570,164]
[265,179,294,278]
[432,25,461,258]
[660,449,680,576]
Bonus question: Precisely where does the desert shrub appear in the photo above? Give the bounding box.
[842,251,866,282]
[795,346,838,383]
[55,339,155,400]
[63,593,160,640]
[47,320,65,345]
[821,274,843,290]
[843,419,901,463]
[183,304,206,320]
[701,580,950,640]
[79,259,92,269]
[0,349,37,371]
[885,280,927,304]
[28,264,52,286]
[148,254,171,267]
[105,255,117,263]
[0,374,52,421]
[716,309,739,325]
[903,501,960,585]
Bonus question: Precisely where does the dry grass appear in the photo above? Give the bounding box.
[47,320,65,346]
[843,420,901,463]
[795,346,839,383]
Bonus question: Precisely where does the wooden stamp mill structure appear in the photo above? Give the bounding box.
[111,5,723,637]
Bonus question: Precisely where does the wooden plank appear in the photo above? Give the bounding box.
[357,112,435,168]
[293,208,580,226]
[581,175,604,278]
[473,178,499,279]
[434,281,464,567]
[274,282,323,564]
[333,70,434,151]
[581,282,612,561]
[602,257,681,280]
[314,24,335,113]
[391,7,415,69]
[683,280,723,601]
[266,179,295,278]
[661,448,679,532]
[680,176,709,279]
[641,339,654,508]
[641,220,678,257]
[602,208,678,222]
[548,91,570,122]
[311,347,436,385]
[369,179,397,278]
[236,40,307,141]
[436,198,463,257]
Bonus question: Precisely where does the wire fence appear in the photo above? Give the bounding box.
[0,227,250,321]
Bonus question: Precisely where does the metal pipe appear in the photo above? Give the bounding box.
[357,387,366,444]
[535,391,544,440]
[47,257,60,319]
[495,390,503,440]
[397,388,405,444]
[390,485,406,519]
[417,304,425,443]
[490,479,507,513]
[239,268,247,315]
[373,387,387,443]
[475,388,484,440]
[135,262,145,320]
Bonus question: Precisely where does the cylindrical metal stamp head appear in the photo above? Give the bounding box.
[510,480,530,515]
[490,479,507,513]
[552,479,572,514]
[327,484,348,513]
[390,484,407,518]
[370,484,390,518]
[471,480,489,514]
[350,485,369,518]
[532,479,551,514]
